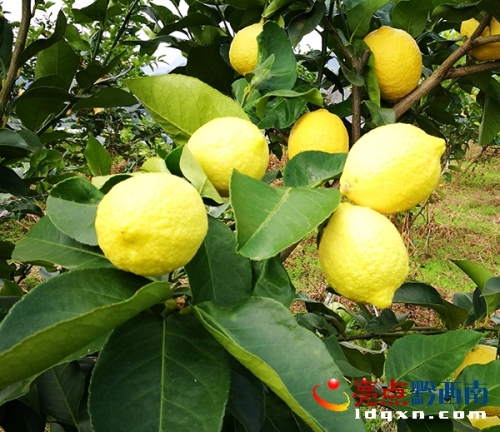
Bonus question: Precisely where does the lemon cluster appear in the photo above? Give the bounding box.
[319,123,445,309]
[460,17,500,61]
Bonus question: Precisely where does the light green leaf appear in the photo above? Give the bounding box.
[364,100,396,126]
[89,314,229,432]
[46,176,103,246]
[194,297,365,432]
[347,0,392,39]
[12,217,113,270]
[124,74,248,146]
[0,269,171,389]
[84,134,112,176]
[231,170,340,260]
[185,217,252,305]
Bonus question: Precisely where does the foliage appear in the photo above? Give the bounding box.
[0,1,499,431]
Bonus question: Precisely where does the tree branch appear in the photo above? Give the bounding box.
[447,60,500,78]
[0,0,32,124]
[351,50,370,145]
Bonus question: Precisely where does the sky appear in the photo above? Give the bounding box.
[1,0,321,72]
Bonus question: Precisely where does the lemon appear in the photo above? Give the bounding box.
[229,23,263,76]
[454,345,500,417]
[186,117,269,196]
[287,109,349,159]
[468,415,500,430]
[460,17,500,61]
[339,123,445,214]
[363,26,422,101]
[318,203,409,309]
[95,173,208,276]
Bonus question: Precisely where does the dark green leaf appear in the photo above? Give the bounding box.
[0,165,26,196]
[392,0,432,37]
[75,54,123,88]
[393,282,469,330]
[186,44,234,95]
[323,336,367,378]
[384,330,482,384]
[35,40,79,90]
[231,171,340,260]
[0,241,13,261]
[0,400,46,432]
[12,216,113,270]
[89,313,229,432]
[261,392,313,432]
[158,12,217,35]
[36,362,86,426]
[398,418,453,432]
[364,47,380,106]
[195,297,364,432]
[46,177,104,246]
[20,11,67,65]
[257,97,306,129]
[366,309,407,334]
[0,129,39,160]
[283,151,347,188]
[0,269,171,389]
[0,17,13,72]
[483,277,500,296]
[453,292,475,326]
[84,134,112,176]
[73,88,137,111]
[124,74,248,146]
[348,0,392,39]
[0,281,24,297]
[64,23,90,51]
[288,2,326,47]
[479,94,500,145]
[252,21,297,93]
[72,0,107,23]
[185,217,252,305]
[251,255,295,307]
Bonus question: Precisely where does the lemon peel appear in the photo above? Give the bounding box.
[229,23,263,76]
[288,109,349,159]
[186,116,269,197]
[95,173,207,276]
[363,26,422,102]
[318,203,409,309]
[340,123,445,214]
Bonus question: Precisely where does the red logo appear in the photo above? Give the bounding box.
[312,378,350,411]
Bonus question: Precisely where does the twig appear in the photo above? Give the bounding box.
[351,50,370,145]
[0,0,32,124]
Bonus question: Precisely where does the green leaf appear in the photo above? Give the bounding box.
[186,44,235,95]
[185,217,252,305]
[479,95,500,146]
[64,23,90,51]
[20,10,67,65]
[157,12,217,35]
[140,156,169,173]
[347,0,392,39]
[35,39,79,90]
[0,269,171,389]
[12,216,113,270]
[338,60,364,87]
[0,281,24,297]
[363,47,381,106]
[257,97,306,129]
[89,314,229,432]
[0,376,38,406]
[323,336,367,378]
[0,129,40,160]
[262,0,295,18]
[483,277,500,296]
[392,0,432,37]
[0,17,13,72]
[0,166,27,197]
[179,146,225,203]
[194,297,365,432]
[393,282,469,330]
[124,74,248,146]
[72,0,107,23]
[35,361,86,426]
[288,2,326,47]
[398,418,453,432]
[231,171,340,260]
[384,330,482,384]
[84,134,112,176]
[46,177,104,246]
[453,260,495,289]
[75,54,123,88]
[73,88,137,111]
[0,400,46,431]
[251,21,297,93]
[364,100,396,126]
[262,392,314,431]
[283,151,347,188]
[251,255,296,308]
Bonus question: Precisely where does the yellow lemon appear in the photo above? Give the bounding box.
[460,17,500,61]
[229,23,263,76]
[287,109,349,159]
[363,26,422,101]
[339,123,445,214]
[95,173,208,276]
[186,117,269,196]
[468,415,500,430]
[318,203,409,309]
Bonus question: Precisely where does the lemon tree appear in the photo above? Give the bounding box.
[1,1,500,432]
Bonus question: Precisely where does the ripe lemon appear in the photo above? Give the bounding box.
[460,17,500,61]
[95,173,208,276]
[186,117,269,196]
[287,109,349,159]
[454,345,500,416]
[339,123,445,214]
[318,203,409,309]
[468,415,500,430]
[363,26,422,102]
[229,23,263,76]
